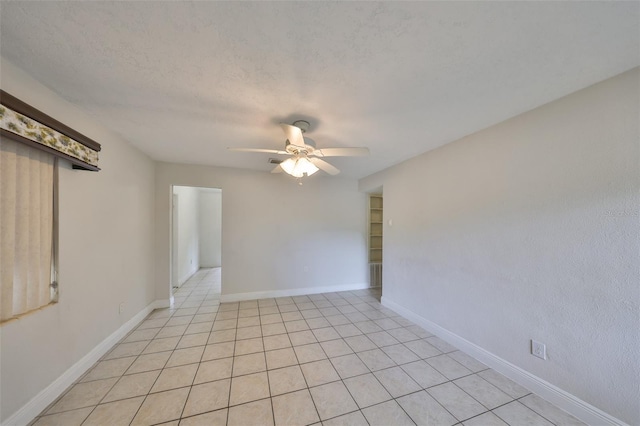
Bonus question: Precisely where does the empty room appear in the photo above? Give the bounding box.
[0,2,638,426]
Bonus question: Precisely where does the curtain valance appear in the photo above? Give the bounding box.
[0,90,100,171]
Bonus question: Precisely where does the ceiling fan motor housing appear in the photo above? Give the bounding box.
[285,136,316,154]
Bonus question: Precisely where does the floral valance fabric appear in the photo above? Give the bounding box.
[0,90,101,171]
[0,104,99,168]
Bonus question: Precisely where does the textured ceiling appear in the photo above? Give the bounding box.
[1,2,638,178]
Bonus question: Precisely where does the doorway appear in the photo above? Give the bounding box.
[170,185,222,303]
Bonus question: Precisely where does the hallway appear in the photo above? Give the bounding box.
[173,268,222,306]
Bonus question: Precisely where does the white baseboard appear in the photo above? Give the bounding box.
[381,297,627,426]
[3,299,166,426]
[221,283,371,303]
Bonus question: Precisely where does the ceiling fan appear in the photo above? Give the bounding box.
[228,120,369,178]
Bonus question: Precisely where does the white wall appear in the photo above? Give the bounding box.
[0,59,157,422]
[173,186,200,284]
[360,68,639,425]
[198,188,222,268]
[156,164,368,300]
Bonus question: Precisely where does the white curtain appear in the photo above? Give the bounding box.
[1,137,55,322]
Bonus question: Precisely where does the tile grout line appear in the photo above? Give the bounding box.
[125,273,212,425]
[223,300,238,426]
[175,297,215,424]
[260,302,284,426]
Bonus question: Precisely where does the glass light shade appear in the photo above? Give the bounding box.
[280,156,319,177]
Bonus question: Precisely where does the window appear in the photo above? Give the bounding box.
[0,90,100,323]
[0,137,57,322]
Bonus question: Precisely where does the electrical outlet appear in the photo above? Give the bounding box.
[119,302,125,315]
[531,339,546,360]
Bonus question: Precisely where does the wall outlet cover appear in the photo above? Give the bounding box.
[531,339,546,360]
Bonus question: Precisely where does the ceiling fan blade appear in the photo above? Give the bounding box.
[312,147,370,157]
[271,164,283,174]
[310,157,340,175]
[228,148,288,155]
[280,123,305,147]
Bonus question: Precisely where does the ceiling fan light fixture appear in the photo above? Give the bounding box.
[230,119,369,177]
[280,156,319,178]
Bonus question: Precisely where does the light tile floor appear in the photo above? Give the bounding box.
[33,268,585,426]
